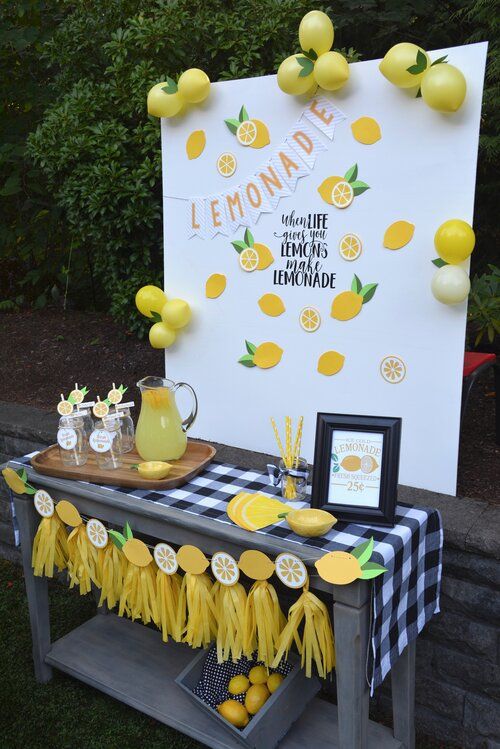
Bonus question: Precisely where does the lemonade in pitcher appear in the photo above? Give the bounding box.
[135,377,198,461]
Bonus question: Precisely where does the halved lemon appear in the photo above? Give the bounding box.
[299,306,321,332]
[57,399,73,416]
[239,247,259,272]
[332,181,354,209]
[339,233,362,261]
[93,399,109,418]
[217,152,237,177]
[236,120,257,146]
[135,461,172,480]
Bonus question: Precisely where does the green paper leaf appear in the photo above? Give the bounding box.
[407,50,428,75]
[244,228,254,247]
[25,485,36,495]
[351,181,370,196]
[123,522,133,540]
[119,385,128,394]
[67,393,76,405]
[351,275,362,294]
[109,530,126,549]
[344,164,358,183]
[238,355,256,367]
[360,562,387,579]
[303,48,318,61]
[239,105,249,123]
[351,537,373,566]
[20,468,27,482]
[81,386,89,397]
[431,55,448,66]
[432,258,448,268]
[161,76,178,94]
[332,464,340,473]
[245,340,257,355]
[130,464,139,471]
[224,118,240,134]
[231,240,247,253]
[331,453,339,462]
[150,310,162,323]
[360,283,378,303]
[297,56,315,77]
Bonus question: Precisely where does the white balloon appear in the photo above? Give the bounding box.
[431,265,470,305]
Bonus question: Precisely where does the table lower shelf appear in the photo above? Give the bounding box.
[45,614,401,749]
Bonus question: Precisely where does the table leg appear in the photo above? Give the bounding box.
[333,599,370,748]
[391,640,416,749]
[14,495,53,683]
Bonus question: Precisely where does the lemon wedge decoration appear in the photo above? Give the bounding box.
[225,106,270,150]
[258,293,285,317]
[132,461,172,480]
[351,117,382,145]
[315,537,387,585]
[186,129,206,160]
[383,220,415,250]
[206,273,226,299]
[317,351,345,376]
[238,341,283,369]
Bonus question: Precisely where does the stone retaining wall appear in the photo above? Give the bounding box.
[0,401,498,747]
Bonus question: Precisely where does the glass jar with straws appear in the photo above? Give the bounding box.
[269,416,309,501]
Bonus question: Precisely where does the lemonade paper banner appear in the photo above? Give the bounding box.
[172,97,346,240]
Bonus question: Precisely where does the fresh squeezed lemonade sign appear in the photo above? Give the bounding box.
[330,431,383,508]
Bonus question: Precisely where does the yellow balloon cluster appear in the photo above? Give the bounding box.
[277,10,349,97]
[135,285,192,349]
[431,219,475,305]
[379,44,466,113]
[147,68,211,119]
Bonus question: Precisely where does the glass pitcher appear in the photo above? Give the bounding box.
[135,376,198,461]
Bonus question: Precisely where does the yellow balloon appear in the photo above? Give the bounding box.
[434,219,475,263]
[177,68,210,104]
[431,265,470,305]
[277,55,315,95]
[314,51,349,91]
[421,64,466,112]
[379,43,430,88]
[147,82,184,118]
[149,322,176,349]
[135,285,167,317]
[299,10,334,56]
[161,299,192,329]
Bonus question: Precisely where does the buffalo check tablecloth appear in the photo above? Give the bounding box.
[9,454,443,694]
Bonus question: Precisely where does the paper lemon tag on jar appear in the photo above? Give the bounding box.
[56,500,82,527]
[90,429,113,453]
[238,549,275,580]
[211,551,240,586]
[275,553,307,589]
[57,427,77,450]
[176,545,210,574]
[34,490,54,518]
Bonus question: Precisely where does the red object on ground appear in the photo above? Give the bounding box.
[463,351,496,378]
[462,351,499,445]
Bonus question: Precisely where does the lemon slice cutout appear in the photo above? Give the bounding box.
[69,388,84,405]
[258,293,285,317]
[107,384,123,405]
[57,398,73,416]
[236,120,257,146]
[239,247,259,272]
[332,180,354,209]
[56,499,82,527]
[339,233,362,261]
[380,355,406,383]
[211,551,240,586]
[34,489,54,518]
[275,553,307,589]
[217,152,237,177]
[299,306,321,332]
[93,398,109,418]
[154,542,178,575]
[206,273,226,299]
[318,351,345,376]
[86,518,108,549]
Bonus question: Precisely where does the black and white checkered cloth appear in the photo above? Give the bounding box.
[10,453,442,694]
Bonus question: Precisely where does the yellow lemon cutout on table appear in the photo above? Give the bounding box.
[339,233,362,261]
[258,293,285,317]
[176,545,209,575]
[217,152,237,177]
[351,117,382,145]
[206,273,226,299]
[225,106,270,149]
[299,306,321,332]
[317,351,345,376]
[383,221,415,250]
[238,341,283,369]
[186,130,206,160]
[331,275,378,321]
[315,538,387,585]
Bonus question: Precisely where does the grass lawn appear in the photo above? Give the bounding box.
[0,559,446,748]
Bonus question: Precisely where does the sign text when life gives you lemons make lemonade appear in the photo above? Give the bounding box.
[274,211,336,289]
[186,97,346,238]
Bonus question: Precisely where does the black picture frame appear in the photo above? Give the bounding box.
[311,412,402,527]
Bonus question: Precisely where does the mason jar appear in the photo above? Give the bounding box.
[116,407,135,453]
[90,417,123,470]
[279,457,309,502]
[57,416,89,467]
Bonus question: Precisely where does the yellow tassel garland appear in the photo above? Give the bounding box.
[32,514,68,578]
[156,567,182,642]
[178,572,217,649]
[96,541,128,610]
[212,580,247,663]
[67,524,100,595]
[272,581,335,678]
[118,560,159,625]
[243,580,286,667]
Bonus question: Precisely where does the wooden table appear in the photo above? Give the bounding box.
[12,465,415,749]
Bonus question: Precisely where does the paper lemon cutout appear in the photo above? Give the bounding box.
[123,537,153,567]
[57,397,73,416]
[69,386,87,404]
[380,355,406,384]
[383,221,415,250]
[238,549,275,580]
[154,542,178,575]
[238,341,283,369]
[318,351,345,376]
[351,117,382,145]
[34,490,54,518]
[299,306,321,332]
[275,553,307,589]
[255,243,274,270]
[339,233,362,261]
[225,106,270,149]
[227,493,288,531]
[318,164,369,208]
[211,551,240,586]
[331,275,378,321]
[186,130,206,160]
[258,293,285,317]
[217,152,237,177]
[93,398,109,418]
[206,273,226,299]
[315,538,386,585]
[176,544,209,574]
[107,383,126,404]
[86,518,108,549]
[232,230,274,272]
[56,500,82,527]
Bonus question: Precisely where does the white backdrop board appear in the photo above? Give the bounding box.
[162,43,487,496]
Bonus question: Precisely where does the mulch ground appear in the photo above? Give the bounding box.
[1,309,498,501]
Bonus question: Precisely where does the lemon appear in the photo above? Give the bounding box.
[57,399,73,416]
[317,175,342,204]
[147,83,184,118]
[277,55,315,95]
[258,293,285,317]
[380,356,406,384]
[186,130,206,160]
[283,508,336,537]
[236,120,257,147]
[2,467,28,495]
[177,68,210,104]
[135,285,167,318]
[331,291,363,321]
[421,64,466,113]
[217,152,237,177]
[267,673,284,693]
[161,299,191,329]
[56,500,82,527]
[93,398,109,418]
[315,551,362,585]
[299,10,334,56]
[217,700,249,728]
[228,674,250,695]
[379,43,430,88]
[248,665,268,685]
[383,221,415,250]
[331,180,354,209]
[176,544,209,575]
[149,322,176,349]
[122,537,153,567]
[253,342,283,369]
[206,273,226,299]
[69,388,84,404]
[317,351,345,377]
[314,51,349,92]
[434,219,475,263]
[136,461,172,480]
[341,455,361,471]
[249,120,270,149]
[361,455,378,474]
[245,683,270,715]
[351,116,381,145]
[239,247,259,272]
[254,242,274,270]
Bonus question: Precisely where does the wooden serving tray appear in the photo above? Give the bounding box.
[30,440,216,490]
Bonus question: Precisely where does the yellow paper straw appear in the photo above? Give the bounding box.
[293,416,304,468]
[270,418,286,462]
